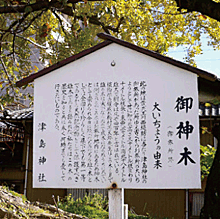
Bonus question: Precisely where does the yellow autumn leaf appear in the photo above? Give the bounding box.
[205,103,211,107]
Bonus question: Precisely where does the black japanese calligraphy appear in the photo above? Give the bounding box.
[38,173,46,182]
[51,81,148,185]
[175,96,193,113]
[167,126,174,167]
[176,121,194,140]
[177,147,196,165]
[39,139,46,148]
[152,102,162,169]
[38,122,46,131]
[38,156,47,165]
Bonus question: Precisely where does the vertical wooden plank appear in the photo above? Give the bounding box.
[108,188,124,219]
[124,204,128,219]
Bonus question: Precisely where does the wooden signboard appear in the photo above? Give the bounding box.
[33,43,201,189]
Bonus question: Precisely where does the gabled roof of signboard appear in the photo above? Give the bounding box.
[16,33,218,87]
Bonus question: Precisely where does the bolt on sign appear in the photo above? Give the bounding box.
[33,42,201,189]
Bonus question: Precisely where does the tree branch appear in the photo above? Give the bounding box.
[0,0,104,14]
[12,33,16,62]
[17,10,46,33]
[0,1,51,13]
[52,10,68,35]
[175,0,220,22]
[76,15,124,33]
[16,35,48,49]
[0,56,14,87]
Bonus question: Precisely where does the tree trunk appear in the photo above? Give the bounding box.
[200,124,220,219]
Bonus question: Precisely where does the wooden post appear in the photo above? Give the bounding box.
[108,188,124,219]
[124,204,128,219]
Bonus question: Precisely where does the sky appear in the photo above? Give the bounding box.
[168,39,220,78]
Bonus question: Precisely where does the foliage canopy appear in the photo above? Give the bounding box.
[200,144,216,180]
[0,0,220,105]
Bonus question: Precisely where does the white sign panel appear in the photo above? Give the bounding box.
[33,43,201,189]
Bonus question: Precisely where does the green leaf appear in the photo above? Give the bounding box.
[24,6,32,13]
